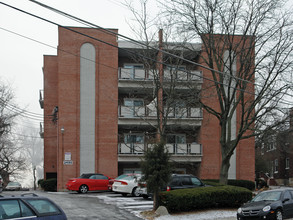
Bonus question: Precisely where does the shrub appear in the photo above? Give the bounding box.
[37,179,44,187]
[203,179,255,190]
[159,185,252,213]
[40,178,57,192]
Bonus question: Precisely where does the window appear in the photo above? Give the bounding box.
[124,99,144,107]
[170,177,181,187]
[261,143,264,155]
[166,134,186,144]
[0,200,35,219]
[286,158,290,169]
[124,134,144,144]
[191,177,202,186]
[123,64,144,79]
[283,191,292,201]
[26,199,61,215]
[274,159,278,173]
[181,177,192,185]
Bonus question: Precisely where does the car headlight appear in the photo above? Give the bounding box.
[237,208,242,214]
[263,205,271,212]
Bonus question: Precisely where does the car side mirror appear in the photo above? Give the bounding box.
[283,198,290,203]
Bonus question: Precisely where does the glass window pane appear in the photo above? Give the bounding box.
[26,199,60,215]
[19,200,35,217]
[176,135,186,144]
[0,200,21,219]
[167,135,175,143]
[191,177,202,186]
[124,100,133,106]
[135,135,144,143]
[181,177,192,185]
[134,100,143,106]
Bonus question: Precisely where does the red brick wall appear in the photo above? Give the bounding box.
[43,55,58,178]
[198,34,255,181]
[44,27,118,190]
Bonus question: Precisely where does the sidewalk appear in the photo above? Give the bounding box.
[140,209,237,220]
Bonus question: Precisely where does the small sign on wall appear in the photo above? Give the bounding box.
[65,152,71,161]
[64,152,73,165]
[63,160,73,165]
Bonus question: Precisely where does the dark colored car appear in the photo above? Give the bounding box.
[138,174,206,199]
[0,193,67,219]
[66,173,112,193]
[237,188,293,220]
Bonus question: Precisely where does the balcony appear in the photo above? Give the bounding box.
[39,122,44,138]
[118,143,202,162]
[118,67,203,81]
[39,90,44,109]
[118,105,202,127]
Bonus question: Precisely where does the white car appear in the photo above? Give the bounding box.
[112,173,141,197]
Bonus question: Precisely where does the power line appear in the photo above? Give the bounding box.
[28,0,256,87]
[0,1,292,107]
[1,1,256,93]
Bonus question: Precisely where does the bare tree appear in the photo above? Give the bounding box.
[0,81,26,183]
[20,128,43,189]
[157,0,293,184]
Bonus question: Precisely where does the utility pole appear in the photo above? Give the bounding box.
[157,29,163,142]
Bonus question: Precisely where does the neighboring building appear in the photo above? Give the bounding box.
[39,27,255,191]
[256,109,293,186]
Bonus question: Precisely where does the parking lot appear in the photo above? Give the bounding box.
[1,190,144,219]
[0,190,242,220]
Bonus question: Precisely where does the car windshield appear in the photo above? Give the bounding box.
[7,182,19,186]
[252,191,282,202]
[118,174,140,181]
[78,174,94,179]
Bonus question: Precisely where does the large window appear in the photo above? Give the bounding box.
[122,99,144,117]
[286,158,290,169]
[166,134,186,144]
[123,64,144,79]
[274,159,278,173]
[124,134,144,144]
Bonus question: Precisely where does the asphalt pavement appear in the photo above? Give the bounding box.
[1,190,143,220]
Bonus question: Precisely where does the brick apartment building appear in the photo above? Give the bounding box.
[256,109,293,186]
[39,27,255,191]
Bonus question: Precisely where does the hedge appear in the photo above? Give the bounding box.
[40,178,57,192]
[203,179,255,191]
[159,185,252,213]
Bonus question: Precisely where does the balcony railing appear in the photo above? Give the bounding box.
[39,90,44,109]
[118,143,202,156]
[39,122,44,138]
[118,68,202,82]
[118,105,202,118]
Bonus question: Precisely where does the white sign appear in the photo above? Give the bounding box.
[65,152,71,161]
[63,161,73,165]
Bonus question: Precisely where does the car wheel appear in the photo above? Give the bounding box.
[79,185,88,193]
[142,195,149,199]
[275,209,283,220]
[121,193,128,197]
[132,187,140,197]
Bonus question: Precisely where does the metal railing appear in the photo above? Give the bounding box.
[118,143,202,155]
[118,68,203,82]
[118,105,202,118]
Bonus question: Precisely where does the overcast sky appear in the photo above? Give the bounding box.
[0,0,158,132]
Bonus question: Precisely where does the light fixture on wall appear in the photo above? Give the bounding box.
[61,126,65,134]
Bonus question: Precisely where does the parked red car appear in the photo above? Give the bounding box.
[66,173,112,193]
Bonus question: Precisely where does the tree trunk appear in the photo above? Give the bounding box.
[153,190,159,210]
[219,156,231,185]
